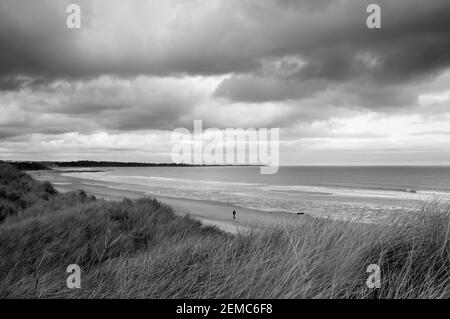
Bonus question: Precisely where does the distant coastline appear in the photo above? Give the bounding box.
[0,161,51,171]
[0,160,261,170]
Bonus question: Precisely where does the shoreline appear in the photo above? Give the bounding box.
[30,170,309,233]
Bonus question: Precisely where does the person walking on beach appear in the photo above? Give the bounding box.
[233,210,236,220]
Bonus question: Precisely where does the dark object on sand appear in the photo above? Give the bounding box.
[233,210,236,220]
[297,212,305,215]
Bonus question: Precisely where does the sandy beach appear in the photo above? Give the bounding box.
[30,170,308,233]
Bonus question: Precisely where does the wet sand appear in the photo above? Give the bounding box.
[30,170,309,233]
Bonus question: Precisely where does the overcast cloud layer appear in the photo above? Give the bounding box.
[1,0,450,164]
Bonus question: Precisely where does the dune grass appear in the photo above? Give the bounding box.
[0,163,56,223]
[0,163,449,298]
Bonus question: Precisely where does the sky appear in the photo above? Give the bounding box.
[1,0,450,165]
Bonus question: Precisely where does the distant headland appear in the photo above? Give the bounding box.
[0,160,260,171]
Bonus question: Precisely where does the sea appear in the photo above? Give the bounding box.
[53,166,450,223]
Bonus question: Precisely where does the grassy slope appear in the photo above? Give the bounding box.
[0,164,56,222]
[0,163,449,298]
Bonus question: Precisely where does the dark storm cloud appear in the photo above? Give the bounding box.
[0,0,90,83]
[214,74,328,103]
[1,0,449,85]
[99,103,189,131]
[0,77,30,91]
[0,0,450,142]
[0,0,258,84]
[211,0,450,104]
[0,130,20,139]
